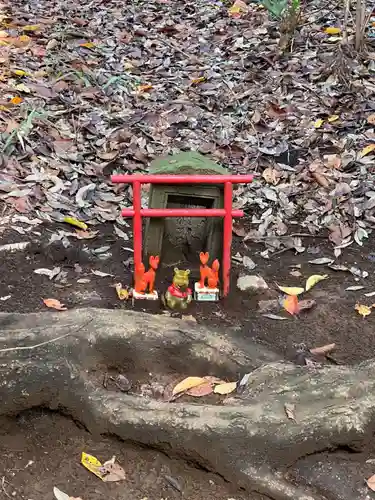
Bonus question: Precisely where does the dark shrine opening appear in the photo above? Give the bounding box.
[162,194,216,265]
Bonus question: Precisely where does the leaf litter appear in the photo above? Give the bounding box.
[0,0,374,258]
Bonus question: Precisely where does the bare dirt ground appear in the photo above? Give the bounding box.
[0,220,374,365]
[0,409,250,500]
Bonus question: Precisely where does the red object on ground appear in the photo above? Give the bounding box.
[111,174,253,296]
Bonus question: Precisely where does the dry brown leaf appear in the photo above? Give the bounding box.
[298,299,316,312]
[213,381,237,395]
[172,376,206,395]
[43,298,67,311]
[367,474,375,491]
[310,343,336,355]
[284,403,296,422]
[186,382,213,397]
[75,230,98,239]
[101,461,126,482]
[262,167,280,185]
[367,114,375,125]
[311,171,330,188]
[232,223,246,237]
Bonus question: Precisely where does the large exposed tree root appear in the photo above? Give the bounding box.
[0,308,374,500]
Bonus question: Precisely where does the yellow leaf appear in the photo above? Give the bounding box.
[22,25,40,31]
[359,144,375,158]
[18,35,31,43]
[123,61,134,70]
[191,76,206,85]
[15,83,31,93]
[277,285,305,296]
[13,69,28,76]
[10,96,22,104]
[313,118,324,128]
[115,283,129,301]
[213,381,237,395]
[324,26,341,34]
[305,274,328,292]
[80,41,96,48]
[172,376,206,395]
[355,303,372,318]
[327,115,339,122]
[228,0,248,17]
[63,216,88,230]
[81,452,104,480]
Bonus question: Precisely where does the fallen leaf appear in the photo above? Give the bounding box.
[367,114,375,125]
[359,144,375,158]
[213,381,237,395]
[91,270,114,277]
[43,298,67,311]
[365,291,375,297]
[114,225,129,241]
[101,458,126,482]
[164,474,182,493]
[262,167,280,185]
[63,216,88,230]
[137,84,153,92]
[345,285,365,291]
[324,26,341,34]
[75,229,98,239]
[80,41,96,48]
[327,115,339,122]
[367,474,375,491]
[10,96,22,104]
[172,376,206,395]
[228,0,248,17]
[282,295,300,315]
[191,76,206,85]
[284,403,296,421]
[355,303,372,318]
[81,452,103,479]
[263,313,288,320]
[53,487,70,500]
[15,83,30,93]
[305,274,328,291]
[308,258,334,265]
[298,299,316,311]
[277,285,305,296]
[186,382,213,397]
[310,343,336,355]
[13,69,28,76]
[34,267,61,280]
[313,118,324,128]
[22,24,40,31]
[115,283,129,300]
[0,295,11,301]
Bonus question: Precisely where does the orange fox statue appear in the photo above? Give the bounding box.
[134,255,160,294]
[198,252,219,289]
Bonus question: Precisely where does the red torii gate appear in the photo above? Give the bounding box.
[111,174,253,296]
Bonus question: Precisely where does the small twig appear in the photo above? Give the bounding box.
[248,232,326,240]
[0,318,93,354]
[1,477,11,499]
